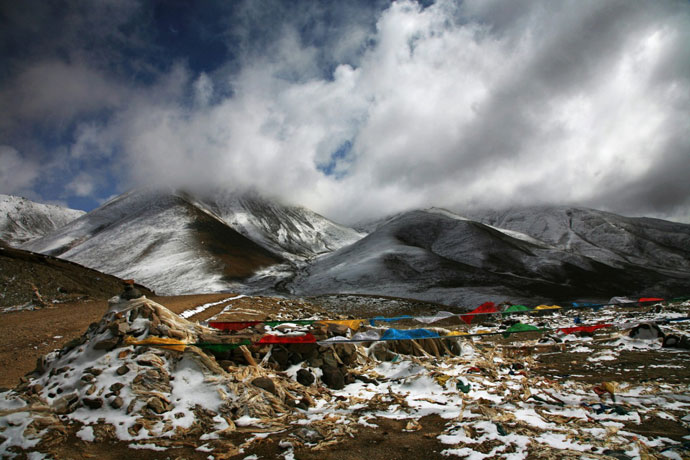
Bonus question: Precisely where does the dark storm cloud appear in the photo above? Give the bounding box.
[0,0,688,222]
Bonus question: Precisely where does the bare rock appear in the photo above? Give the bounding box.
[94,337,120,351]
[251,377,277,395]
[296,397,311,410]
[109,382,125,393]
[109,321,129,337]
[629,323,664,340]
[270,347,290,370]
[321,365,345,390]
[662,334,690,349]
[110,396,124,409]
[322,352,339,368]
[327,323,350,337]
[121,285,143,300]
[296,369,315,386]
[132,369,171,393]
[35,355,47,374]
[146,396,171,414]
[83,397,103,409]
[334,343,357,365]
[29,383,44,395]
[136,352,165,367]
[116,364,130,376]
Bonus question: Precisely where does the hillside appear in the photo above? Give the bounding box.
[21,189,283,295]
[194,188,364,259]
[470,207,690,272]
[291,209,690,305]
[15,191,690,305]
[0,194,85,246]
[0,245,153,308]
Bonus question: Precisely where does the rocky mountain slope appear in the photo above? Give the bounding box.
[194,188,364,260]
[21,189,283,295]
[290,209,690,306]
[469,207,690,272]
[0,244,153,308]
[21,189,361,295]
[0,194,85,246]
[15,190,690,305]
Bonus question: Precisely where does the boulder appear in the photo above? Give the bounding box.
[296,369,315,386]
[662,334,690,349]
[146,396,171,414]
[116,364,130,375]
[110,396,124,409]
[321,365,345,390]
[83,397,103,409]
[94,338,120,351]
[629,323,664,340]
[251,377,277,395]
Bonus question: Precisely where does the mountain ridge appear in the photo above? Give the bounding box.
[13,192,690,305]
[0,194,85,246]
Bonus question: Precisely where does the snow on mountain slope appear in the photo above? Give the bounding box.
[470,207,690,272]
[0,194,85,246]
[22,189,282,295]
[292,209,690,306]
[194,189,364,260]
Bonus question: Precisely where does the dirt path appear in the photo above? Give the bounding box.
[0,294,232,388]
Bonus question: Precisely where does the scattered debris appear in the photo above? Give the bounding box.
[1,295,689,459]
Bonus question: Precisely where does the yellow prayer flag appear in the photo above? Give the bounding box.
[535,305,561,310]
[317,319,364,331]
[124,336,187,352]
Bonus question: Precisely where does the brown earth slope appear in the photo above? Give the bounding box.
[0,245,153,308]
[0,293,235,388]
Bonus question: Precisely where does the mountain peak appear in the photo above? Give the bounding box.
[0,194,85,246]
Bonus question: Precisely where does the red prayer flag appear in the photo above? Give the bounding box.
[461,302,497,325]
[208,321,262,331]
[559,324,612,335]
[638,297,663,303]
[257,333,317,344]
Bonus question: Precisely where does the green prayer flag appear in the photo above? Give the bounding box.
[502,305,530,316]
[502,323,541,338]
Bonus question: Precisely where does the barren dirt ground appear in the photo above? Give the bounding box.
[0,294,232,388]
[2,297,689,460]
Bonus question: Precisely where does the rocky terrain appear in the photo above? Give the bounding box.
[20,189,361,295]
[0,244,153,309]
[291,209,690,306]
[0,195,84,247]
[11,191,690,306]
[1,293,688,459]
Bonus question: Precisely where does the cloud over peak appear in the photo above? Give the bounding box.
[1,0,688,223]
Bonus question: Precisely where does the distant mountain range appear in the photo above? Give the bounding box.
[292,208,690,305]
[19,189,362,295]
[0,194,85,246]
[5,191,690,306]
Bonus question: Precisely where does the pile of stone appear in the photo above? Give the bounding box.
[2,294,466,456]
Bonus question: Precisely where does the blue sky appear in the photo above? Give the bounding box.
[1,0,689,223]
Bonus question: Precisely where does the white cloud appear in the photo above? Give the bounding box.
[66,172,97,197]
[0,146,40,195]
[4,0,689,222]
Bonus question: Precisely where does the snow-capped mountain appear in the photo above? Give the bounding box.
[20,188,364,295]
[15,189,690,305]
[193,189,364,260]
[0,194,85,246]
[22,189,283,295]
[290,209,690,306]
[469,207,690,272]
